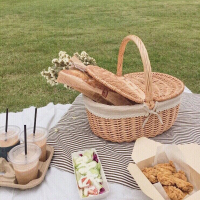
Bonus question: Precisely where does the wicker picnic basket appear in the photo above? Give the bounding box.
[83,35,184,143]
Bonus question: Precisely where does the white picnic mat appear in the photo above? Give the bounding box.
[0,87,191,200]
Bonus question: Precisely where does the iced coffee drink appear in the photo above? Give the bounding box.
[0,126,20,160]
[21,127,48,162]
[8,143,41,184]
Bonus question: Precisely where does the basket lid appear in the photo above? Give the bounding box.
[86,66,184,104]
[125,72,184,102]
[86,65,145,103]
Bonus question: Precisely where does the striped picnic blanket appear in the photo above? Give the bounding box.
[47,93,200,189]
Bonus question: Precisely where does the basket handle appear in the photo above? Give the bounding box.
[117,35,154,108]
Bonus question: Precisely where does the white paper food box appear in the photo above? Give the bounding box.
[127,137,200,200]
[72,148,110,200]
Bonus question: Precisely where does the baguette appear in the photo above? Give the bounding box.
[57,69,132,105]
[70,56,87,72]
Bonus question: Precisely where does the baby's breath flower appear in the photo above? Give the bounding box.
[74,51,96,66]
[41,51,97,88]
[52,58,58,64]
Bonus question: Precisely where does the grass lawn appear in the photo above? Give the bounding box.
[0,0,200,113]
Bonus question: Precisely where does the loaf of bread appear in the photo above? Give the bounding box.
[57,69,132,106]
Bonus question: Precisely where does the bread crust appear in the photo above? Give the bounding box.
[57,69,132,105]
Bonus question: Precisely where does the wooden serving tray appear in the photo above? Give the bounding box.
[0,145,54,190]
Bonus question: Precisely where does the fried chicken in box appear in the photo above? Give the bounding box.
[142,161,193,200]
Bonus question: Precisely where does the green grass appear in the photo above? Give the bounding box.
[0,0,199,113]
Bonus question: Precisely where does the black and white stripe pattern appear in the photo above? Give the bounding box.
[47,93,200,189]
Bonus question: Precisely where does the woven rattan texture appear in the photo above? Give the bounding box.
[86,65,145,103]
[86,105,179,143]
[125,72,184,102]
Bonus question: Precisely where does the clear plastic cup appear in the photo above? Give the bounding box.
[8,143,41,185]
[0,126,21,160]
[21,127,48,162]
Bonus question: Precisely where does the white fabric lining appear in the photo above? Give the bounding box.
[83,94,182,119]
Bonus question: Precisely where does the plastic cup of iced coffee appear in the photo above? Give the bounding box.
[21,127,48,162]
[0,125,21,160]
[8,143,41,184]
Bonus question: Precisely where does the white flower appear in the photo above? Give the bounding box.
[59,51,66,57]
[63,58,69,64]
[81,51,87,57]
[52,58,58,64]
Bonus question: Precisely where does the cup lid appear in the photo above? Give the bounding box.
[0,125,20,141]
[8,143,41,165]
[20,127,48,142]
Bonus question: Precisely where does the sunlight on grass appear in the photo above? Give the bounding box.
[0,0,199,112]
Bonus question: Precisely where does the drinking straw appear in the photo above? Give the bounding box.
[5,108,8,133]
[24,125,27,155]
[5,108,8,141]
[33,107,37,135]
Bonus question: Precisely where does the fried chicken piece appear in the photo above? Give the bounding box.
[154,161,177,173]
[142,161,175,184]
[173,177,193,193]
[157,173,175,186]
[142,167,158,183]
[173,171,187,182]
[158,174,193,193]
[142,161,193,194]
[164,186,185,200]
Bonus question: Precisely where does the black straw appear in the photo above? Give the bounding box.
[24,125,27,155]
[33,108,37,135]
[5,108,8,133]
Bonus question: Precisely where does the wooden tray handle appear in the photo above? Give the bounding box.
[117,35,154,108]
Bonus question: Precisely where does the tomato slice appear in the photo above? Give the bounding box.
[81,177,91,186]
[81,177,87,182]
[88,187,98,195]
